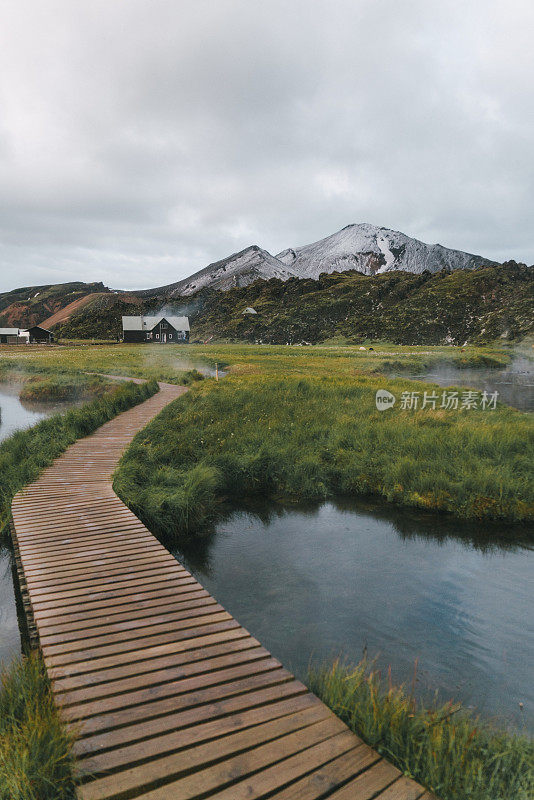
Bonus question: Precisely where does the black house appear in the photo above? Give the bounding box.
[122,315,190,343]
[23,326,54,344]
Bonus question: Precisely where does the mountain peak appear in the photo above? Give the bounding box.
[281,223,495,279]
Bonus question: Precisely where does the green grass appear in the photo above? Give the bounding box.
[0,654,75,800]
[308,658,533,800]
[0,378,158,536]
[114,370,533,538]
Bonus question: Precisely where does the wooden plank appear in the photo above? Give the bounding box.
[51,636,263,691]
[45,618,242,667]
[39,590,212,631]
[246,747,378,800]
[65,670,297,735]
[61,658,283,721]
[78,714,346,800]
[39,595,218,638]
[206,741,379,800]
[42,611,235,657]
[55,645,272,705]
[115,728,356,800]
[326,758,403,799]
[72,683,313,758]
[77,695,326,777]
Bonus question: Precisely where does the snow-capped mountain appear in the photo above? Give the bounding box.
[275,223,494,278]
[140,224,495,297]
[151,246,297,297]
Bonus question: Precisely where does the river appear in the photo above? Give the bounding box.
[175,499,533,733]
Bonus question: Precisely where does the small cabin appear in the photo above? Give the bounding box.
[242,307,258,315]
[0,327,27,344]
[22,326,54,344]
[122,315,190,344]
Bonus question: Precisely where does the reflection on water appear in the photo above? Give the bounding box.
[404,357,534,411]
[174,498,533,733]
[0,382,81,443]
[0,545,21,665]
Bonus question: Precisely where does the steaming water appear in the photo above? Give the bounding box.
[177,500,533,733]
[406,356,534,411]
[0,383,69,443]
[170,358,227,378]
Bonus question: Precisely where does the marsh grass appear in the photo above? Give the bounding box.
[114,372,533,538]
[308,658,533,800]
[0,379,158,535]
[18,373,111,402]
[0,654,75,800]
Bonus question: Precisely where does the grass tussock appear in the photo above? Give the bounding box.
[0,379,158,535]
[308,659,533,800]
[114,372,533,537]
[18,373,111,402]
[0,654,75,800]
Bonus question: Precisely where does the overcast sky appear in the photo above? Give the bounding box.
[0,0,532,291]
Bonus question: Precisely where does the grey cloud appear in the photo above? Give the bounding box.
[0,0,532,291]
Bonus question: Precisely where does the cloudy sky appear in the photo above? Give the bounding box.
[0,0,532,291]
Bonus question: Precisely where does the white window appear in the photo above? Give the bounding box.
[156,333,159,339]
[169,333,172,339]
[146,333,151,340]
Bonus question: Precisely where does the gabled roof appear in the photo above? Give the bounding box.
[161,316,190,331]
[122,316,144,330]
[23,325,52,333]
[122,315,190,332]
[0,328,21,335]
[243,307,258,314]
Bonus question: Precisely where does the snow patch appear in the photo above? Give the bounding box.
[375,234,395,273]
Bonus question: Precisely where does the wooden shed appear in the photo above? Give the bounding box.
[0,327,26,344]
[22,326,54,344]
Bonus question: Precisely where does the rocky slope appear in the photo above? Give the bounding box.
[0,282,108,329]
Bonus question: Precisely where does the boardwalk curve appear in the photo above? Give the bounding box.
[11,383,435,799]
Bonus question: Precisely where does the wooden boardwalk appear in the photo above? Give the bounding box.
[11,383,435,800]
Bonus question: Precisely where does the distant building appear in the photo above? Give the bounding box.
[0,327,27,344]
[21,326,54,344]
[242,307,258,315]
[122,315,190,344]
